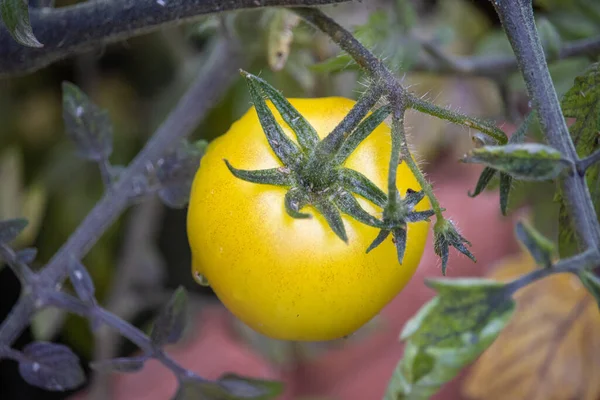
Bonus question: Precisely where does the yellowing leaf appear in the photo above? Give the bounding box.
[462,252,600,400]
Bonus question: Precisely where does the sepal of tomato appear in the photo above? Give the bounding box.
[187,73,432,341]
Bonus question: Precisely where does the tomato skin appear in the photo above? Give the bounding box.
[187,97,430,341]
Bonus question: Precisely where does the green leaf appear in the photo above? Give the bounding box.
[467,111,534,213]
[433,220,475,276]
[0,218,28,244]
[0,0,42,47]
[224,161,294,187]
[514,220,555,268]
[243,72,319,153]
[62,82,113,162]
[558,62,600,257]
[174,375,283,400]
[19,342,85,391]
[467,167,497,198]
[463,143,571,181]
[241,72,302,167]
[314,199,347,243]
[150,286,188,347]
[385,279,515,400]
[334,105,392,164]
[340,168,387,208]
[156,140,207,209]
[498,172,512,216]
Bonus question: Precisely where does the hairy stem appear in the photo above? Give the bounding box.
[0,0,350,77]
[46,292,202,382]
[493,0,600,249]
[0,36,245,346]
[293,7,385,77]
[407,95,508,144]
[387,108,405,212]
[316,84,383,157]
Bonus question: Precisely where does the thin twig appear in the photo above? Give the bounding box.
[505,248,600,294]
[88,198,165,400]
[0,0,350,77]
[44,291,206,383]
[414,35,600,78]
[0,35,246,346]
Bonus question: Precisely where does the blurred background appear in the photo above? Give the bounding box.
[1,0,599,399]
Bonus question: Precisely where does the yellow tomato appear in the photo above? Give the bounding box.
[187,97,430,341]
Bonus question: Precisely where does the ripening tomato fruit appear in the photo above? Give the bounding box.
[187,97,430,341]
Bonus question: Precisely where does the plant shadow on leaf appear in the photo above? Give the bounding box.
[463,252,600,400]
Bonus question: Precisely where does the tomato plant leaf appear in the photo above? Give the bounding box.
[385,279,515,400]
[284,187,311,219]
[514,220,555,268]
[405,209,435,223]
[340,168,387,208]
[90,356,148,374]
[174,375,283,400]
[468,167,497,198]
[334,104,392,164]
[67,258,96,305]
[434,220,475,275]
[245,72,319,152]
[0,0,42,47]
[557,62,600,258]
[498,172,512,216]
[224,161,294,187]
[0,218,28,244]
[367,229,391,254]
[403,188,426,209]
[468,110,537,208]
[156,140,207,209]
[463,253,600,400]
[18,342,85,391]
[392,227,407,264]
[16,247,37,264]
[334,190,384,228]
[463,143,571,181]
[62,82,113,162]
[150,286,188,347]
[242,73,303,167]
[314,199,347,243]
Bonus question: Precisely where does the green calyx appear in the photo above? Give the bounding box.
[226,71,433,252]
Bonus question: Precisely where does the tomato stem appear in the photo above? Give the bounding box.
[315,84,383,159]
[391,110,445,222]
